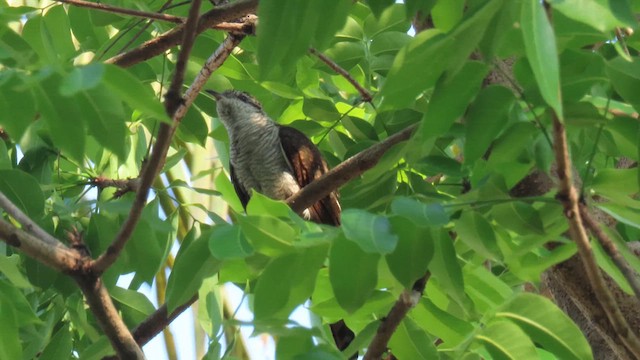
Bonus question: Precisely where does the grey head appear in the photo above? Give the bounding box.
[205,90,266,128]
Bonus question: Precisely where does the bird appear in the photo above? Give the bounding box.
[206,89,341,225]
[206,89,355,353]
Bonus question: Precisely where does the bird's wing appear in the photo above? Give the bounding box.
[278,125,341,226]
[229,163,251,210]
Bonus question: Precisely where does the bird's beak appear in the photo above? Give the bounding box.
[205,89,222,100]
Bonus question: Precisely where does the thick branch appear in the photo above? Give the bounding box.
[0,218,81,272]
[552,114,640,357]
[91,33,246,274]
[106,0,258,67]
[75,275,145,359]
[580,204,640,299]
[287,124,417,213]
[309,48,372,103]
[364,275,429,359]
[56,0,184,24]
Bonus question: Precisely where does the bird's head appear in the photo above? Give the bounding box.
[206,90,265,127]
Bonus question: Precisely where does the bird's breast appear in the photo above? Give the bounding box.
[229,126,301,200]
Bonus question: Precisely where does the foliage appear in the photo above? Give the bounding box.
[1,0,639,359]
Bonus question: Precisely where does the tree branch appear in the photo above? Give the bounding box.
[55,0,185,24]
[364,275,429,359]
[164,0,202,115]
[580,204,640,299]
[0,218,81,272]
[106,0,258,68]
[75,274,145,359]
[91,33,246,274]
[0,191,65,247]
[309,48,373,103]
[287,124,417,213]
[552,113,640,357]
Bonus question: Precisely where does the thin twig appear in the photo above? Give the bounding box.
[580,204,640,299]
[91,177,141,196]
[309,48,373,103]
[287,124,417,214]
[106,0,258,67]
[55,0,185,24]
[101,296,198,360]
[0,191,64,247]
[75,275,145,359]
[164,0,202,116]
[364,275,429,359]
[135,295,198,347]
[91,33,246,274]
[552,113,640,357]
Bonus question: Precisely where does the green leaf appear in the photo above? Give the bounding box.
[388,317,438,359]
[464,85,515,165]
[455,211,501,260]
[246,192,292,219]
[166,230,222,312]
[236,215,296,256]
[496,293,593,360]
[413,298,475,345]
[596,202,640,229]
[0,254,32,288]
[303,98,341,123]
[476,320,539,360]
[330,235,379,313]
[208,224,253,259]
[322,42,366,71]
[41,5,75,62]
[521,0,562,118]
[36,75,86,163]
[431,0,465,32]
[110,286,156,325]
[606,57,640,112]
[125,216,167,289]
[390,197,449,226]
[178,106,208,146]
[414,61,489,145]
[0,301,22,359]
[257,0,351,79]
[254,245,327,319]
[491,201,545,235]
[548,0,635,32]
[0,280,40,324]
[385,217,434,288]
[102,64,169,122]
[464,266,513,314]
[0,73,37,140]
[365,0,395,18]
[59,63,104,95]
[341,209,398,254]
[39,323,73,360]
[380,0,503,109]
[429,229,469,309]
[363,4,411,38]
[592,168,639,197]
[0,169,45,218]
[68,6,109,49]
[369,31,412,56]
[75,86,127,159]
